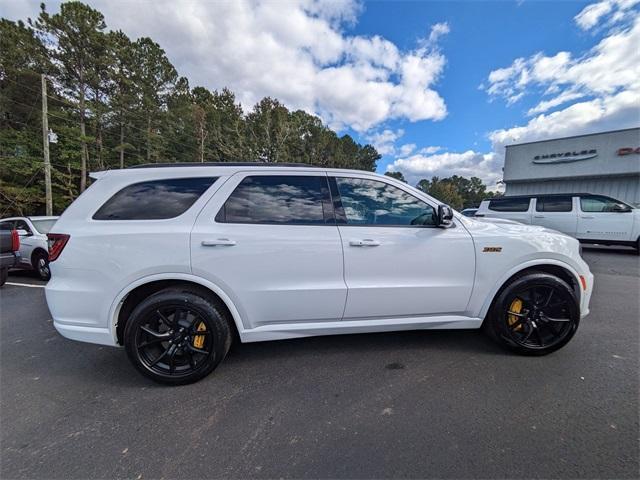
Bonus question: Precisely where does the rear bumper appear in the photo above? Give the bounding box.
[45,266,119,347]
[53,322,117,346]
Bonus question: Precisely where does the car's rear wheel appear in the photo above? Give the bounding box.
[124,288,231,385]
[484,272,580,355]
[32,251,51,281]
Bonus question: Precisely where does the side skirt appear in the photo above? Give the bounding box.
[239,315,482,342]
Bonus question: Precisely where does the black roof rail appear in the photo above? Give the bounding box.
[485,192,594,200]
[128,162,314,169]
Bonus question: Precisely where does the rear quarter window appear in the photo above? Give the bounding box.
[488,197,531,212]
[93,177,217,220]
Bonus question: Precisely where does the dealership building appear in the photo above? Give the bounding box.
[503,127,640,204]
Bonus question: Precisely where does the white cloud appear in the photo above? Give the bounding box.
[574,0,639,30]
[398,143,416,156]
[3,0,449,133]
[387,150,503,188]
[418,146,443,155]
[364,129,404,156]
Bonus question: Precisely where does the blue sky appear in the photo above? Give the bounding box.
[353,1,598,166]
[3,0,639,187]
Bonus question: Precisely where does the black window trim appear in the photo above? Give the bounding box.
[214,173,336,226]
[329,176,442,229]
[92,176,219,221]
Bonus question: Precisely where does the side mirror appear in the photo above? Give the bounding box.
[16,229,30,237]
[613,203,630,212]
[437,204,454,227]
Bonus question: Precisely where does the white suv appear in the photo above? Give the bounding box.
[45,163,594,384]
[476,194,640,252]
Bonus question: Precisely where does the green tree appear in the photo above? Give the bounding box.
[33,1,109,192]
[384,171,406,182]
[131,37,177,162]
[416,176,464,209]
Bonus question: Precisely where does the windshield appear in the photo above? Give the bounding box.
[30,219,57,234]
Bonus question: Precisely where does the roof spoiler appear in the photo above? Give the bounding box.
[89,171,109,180]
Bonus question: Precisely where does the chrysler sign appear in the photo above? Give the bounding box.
[533,149,597,164]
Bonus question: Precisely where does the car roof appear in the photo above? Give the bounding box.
[128,162,316,169]
[484,193,594,201]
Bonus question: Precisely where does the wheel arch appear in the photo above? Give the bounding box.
[30,247,48,266]
[479,260,583,321]
[111,274,245,346]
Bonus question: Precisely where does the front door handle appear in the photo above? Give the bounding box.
[534,215,545,218]
[201,238,236,247]
[580,215,595,219]
[349,239,381,247]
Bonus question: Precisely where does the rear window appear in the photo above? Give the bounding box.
[216,175,331,225]
[93,177,217,220]
[536,196,573,212]
[488,197,530,212]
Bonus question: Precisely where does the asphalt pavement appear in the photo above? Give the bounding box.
[1,247,638,479]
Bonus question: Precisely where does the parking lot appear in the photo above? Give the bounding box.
[1,247,638,479]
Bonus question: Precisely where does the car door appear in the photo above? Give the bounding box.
[576,195,634,242]
[329,174,475,320]
[191,172,347,330]
[14,219,36,267]
[532,195,577,235]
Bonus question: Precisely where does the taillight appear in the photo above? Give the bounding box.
[11,229,20,252]
[47,233,70,262]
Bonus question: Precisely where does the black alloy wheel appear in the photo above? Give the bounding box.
[124,288,231,385]
[485,272,580,355]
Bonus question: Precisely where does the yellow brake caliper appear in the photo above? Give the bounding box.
[193,322,207,349]
[508,298,523,331]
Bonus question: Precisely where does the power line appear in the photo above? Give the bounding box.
[0,166,43,217]
[3,75,203,157]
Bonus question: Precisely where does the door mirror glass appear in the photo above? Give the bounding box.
[16,229,30,237]
[437,205,454,226]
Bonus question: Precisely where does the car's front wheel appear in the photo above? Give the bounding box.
[484,272,580,355]
[124,287,232,385]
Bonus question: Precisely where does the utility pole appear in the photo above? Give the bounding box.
[41,74,52,216]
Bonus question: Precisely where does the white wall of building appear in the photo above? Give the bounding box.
[504,128,640,203]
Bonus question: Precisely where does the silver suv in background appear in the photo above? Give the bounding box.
[0,216,59,280]
[476,194,639,252]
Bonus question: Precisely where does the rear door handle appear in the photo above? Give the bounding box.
[201,238,236,247]
[349,239,381,247]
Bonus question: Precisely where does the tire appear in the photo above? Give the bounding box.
[32,251,51,281]
[483,272,580,356]
[0,268,7,287]
[124,287,232,385]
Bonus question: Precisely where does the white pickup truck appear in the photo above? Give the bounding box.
[476,193,640,252]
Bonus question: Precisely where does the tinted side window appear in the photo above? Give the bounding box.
[216,175,331,225]
[536,196,573,212]
[580,195,628,213]
[488,197,531,212]
[335,177,436,226]
[93,177,216,220]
